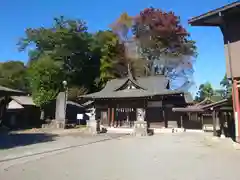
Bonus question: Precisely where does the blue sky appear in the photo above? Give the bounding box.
[0,0,236,93]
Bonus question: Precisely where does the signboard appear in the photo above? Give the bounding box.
[77,114,83,120]
[147,101,162,107]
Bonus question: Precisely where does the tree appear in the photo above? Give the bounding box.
[93,30,122,87]
[220,74,232,98]
[133,8,197,59]
[68,86,88,101]
[94,30,147,88]
[27,56,64,107]
[110,12,133,42]
[111,9,197,91]
[195,82,214,102]
[18,16,101,102]
[0,61,28,91]
[214,89,226,100]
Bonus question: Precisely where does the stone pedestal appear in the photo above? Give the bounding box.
[41,120,65,129]
[220,134,226,139]
[133,120,147,136]
[87,119,97,134]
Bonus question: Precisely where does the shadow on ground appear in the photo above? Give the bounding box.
[0,132,58,150]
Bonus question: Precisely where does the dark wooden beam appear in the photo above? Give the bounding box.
[108,108,111,127]
[111,108,115,127]
[180,115,183,128]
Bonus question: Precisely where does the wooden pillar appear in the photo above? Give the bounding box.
[220,112,226,138]
[0,96,8,127]
[212,110,217,136]
[233,80,240,142]
[201,114,204,130]
[108,108,111,127]
[111,108,115,127]
[180,115,183,128]
[216,111,219,131]
[226,112,231,138]
[163,108,167,128]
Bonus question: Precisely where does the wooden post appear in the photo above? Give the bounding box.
[1,96,8,126]
[180,115,183,128]
[220,112,226,138]
[108,108,111,127]
[111,108,115,127]
[233,80,240,142]
[212,110,217,136]
[163,108,167,128]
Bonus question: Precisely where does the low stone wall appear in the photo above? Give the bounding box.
[42,120,65,129]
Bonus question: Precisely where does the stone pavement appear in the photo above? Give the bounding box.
[0,132,125,168]
[1,132,240,180]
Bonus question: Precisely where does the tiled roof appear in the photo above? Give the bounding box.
[7,100,24,110]
[188,1,240,26]
[11,96,35,106]
[81,74,193,103]
[67,101,83,108]
[172,99,232,112]
[0,85,26,96]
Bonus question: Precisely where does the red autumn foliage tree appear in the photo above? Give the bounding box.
[109,8,197,90]
[133,7,197,58]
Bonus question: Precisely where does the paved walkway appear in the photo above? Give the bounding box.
[0,132,125,165]
[1,132,240,180]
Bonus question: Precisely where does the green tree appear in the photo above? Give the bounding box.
[220,74,232,98]
[195,82,214,102]
[0,61,28,91]
[93,30,147,88]
[96,30,125,86]
[19,16,101,102]
[27,56,63,107]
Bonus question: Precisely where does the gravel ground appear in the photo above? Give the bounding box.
[1,132,240,180]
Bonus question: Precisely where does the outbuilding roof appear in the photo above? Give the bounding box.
[11,96,35,106]
[188,1,240,26]
[0,85,26,96]
[172,98,232,112]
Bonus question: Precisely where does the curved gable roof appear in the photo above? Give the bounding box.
[80,75,186,100]
[114,78,146,91]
